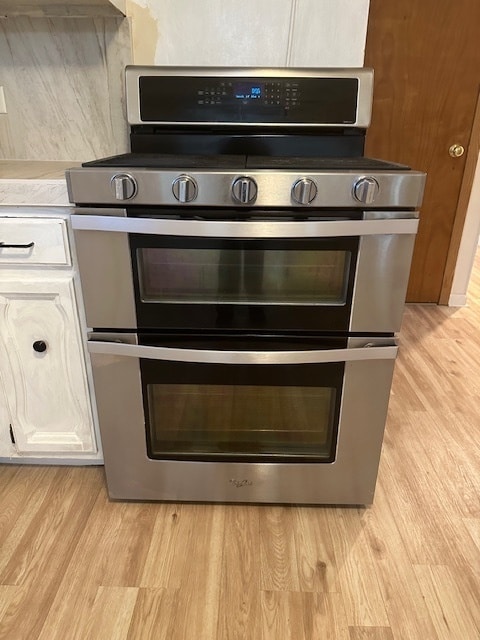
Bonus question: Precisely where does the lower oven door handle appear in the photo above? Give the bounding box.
[72,215,419,238]
[87,341,398,363]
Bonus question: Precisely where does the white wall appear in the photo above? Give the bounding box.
[449,151,480,306]
[126,0,370,67]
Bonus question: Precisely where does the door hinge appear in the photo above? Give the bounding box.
[9,424,15,444]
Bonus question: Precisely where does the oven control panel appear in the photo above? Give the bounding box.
[137,75,358,125]
[91,168,426,209]
[128,69,374,127]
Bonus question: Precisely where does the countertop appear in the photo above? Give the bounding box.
[0,0,125,18]
[0,161,80,206]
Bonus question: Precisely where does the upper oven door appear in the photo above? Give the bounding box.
[131,232,357,332]
[71,212,419,334]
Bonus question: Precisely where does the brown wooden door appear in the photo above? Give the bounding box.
[364,0,480,302]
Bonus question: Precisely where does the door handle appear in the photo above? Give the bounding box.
[72,215,419,238]
[88,340,398,364]
[449,144,465,158]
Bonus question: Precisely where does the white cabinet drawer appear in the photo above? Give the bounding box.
[0,218,70,266]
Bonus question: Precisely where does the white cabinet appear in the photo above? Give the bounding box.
[0,212,100,461]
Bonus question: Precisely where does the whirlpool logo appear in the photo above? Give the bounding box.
[229,479,253,488]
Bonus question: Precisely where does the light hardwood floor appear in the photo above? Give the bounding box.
[1,255,479,640]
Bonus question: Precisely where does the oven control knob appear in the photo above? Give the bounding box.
[232,177,258,204]
[292,178,317,205]
[172,175,198,203]
[353,176,380,204]
[111,173,137,200]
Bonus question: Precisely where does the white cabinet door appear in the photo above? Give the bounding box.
[0,275,97,454]
[0,382,15,457]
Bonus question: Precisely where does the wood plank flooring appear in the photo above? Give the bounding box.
[1,254,480,639]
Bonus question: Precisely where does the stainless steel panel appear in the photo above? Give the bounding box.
[90,332,138,344]
[66,167,426,209]
[125,66,374,128]
[71,214,419,238]
[350,233,417,333]
[73,228,136,330]
[89,337,397,504]
[363,210,419,220]
[71,206,128,218]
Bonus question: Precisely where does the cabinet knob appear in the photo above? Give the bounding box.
[33,340,47,353]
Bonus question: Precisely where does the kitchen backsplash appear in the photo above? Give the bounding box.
[0,16,131,161]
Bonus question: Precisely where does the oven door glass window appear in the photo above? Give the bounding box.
[148,383,336,460]
[135,239,354,306]
[141,338,344,463]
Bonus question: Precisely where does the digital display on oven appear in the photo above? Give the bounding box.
[233,83,263,100]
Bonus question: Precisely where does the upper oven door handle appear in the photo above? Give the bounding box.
[71,215,419,238]
[87,341,398,364]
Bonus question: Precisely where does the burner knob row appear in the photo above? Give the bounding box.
[110,173,380,205]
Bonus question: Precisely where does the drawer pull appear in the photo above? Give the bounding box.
[33,340,48,353]
[0,241,35,249]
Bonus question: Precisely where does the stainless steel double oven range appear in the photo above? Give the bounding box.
[67,67,426,505]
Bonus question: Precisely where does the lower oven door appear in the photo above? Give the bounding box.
[88,335,397,505]
[72,214,418,334]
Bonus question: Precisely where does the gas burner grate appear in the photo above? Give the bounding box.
[245,156,410,170]
[82,153,409,172]
[82,153,247,169]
